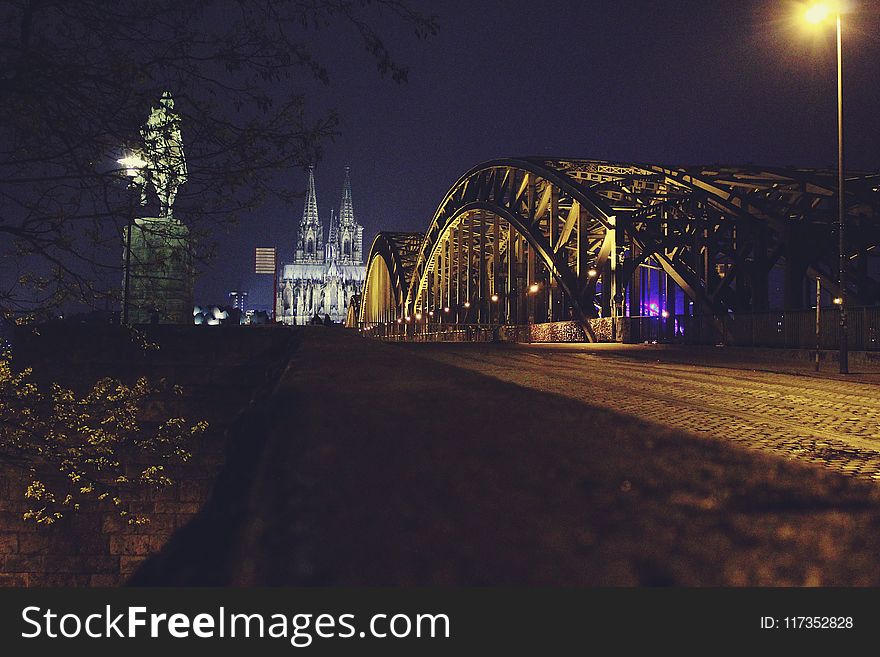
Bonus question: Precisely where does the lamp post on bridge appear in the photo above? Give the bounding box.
[803,2,849,374]
[528,282,540,343]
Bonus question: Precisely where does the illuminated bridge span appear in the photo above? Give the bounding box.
[359,158,880,342]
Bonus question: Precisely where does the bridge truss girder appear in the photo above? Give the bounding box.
[359,158,880,341]
[360,232,424,325]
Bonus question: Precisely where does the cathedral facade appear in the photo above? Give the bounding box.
[276,166,366,324]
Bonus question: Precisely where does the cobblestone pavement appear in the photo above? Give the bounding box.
[145,330,880,586]
[411,344,880,482]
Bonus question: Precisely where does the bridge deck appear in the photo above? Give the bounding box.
[137,328,880,586]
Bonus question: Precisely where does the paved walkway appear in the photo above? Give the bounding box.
[210,329,880,586]
[538,342,880,380]
[134,329,880,586]
[412,343,880,482]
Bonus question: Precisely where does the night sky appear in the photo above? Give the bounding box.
[200,0,880,310]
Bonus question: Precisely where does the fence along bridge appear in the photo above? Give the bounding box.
[357,158,880,345]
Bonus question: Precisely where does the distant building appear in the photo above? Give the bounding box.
[193,304,241,325]
[277,166,366,324]
[229,290,248,313]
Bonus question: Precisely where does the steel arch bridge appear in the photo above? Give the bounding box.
[360,232,424,324]
[359,158,880,340]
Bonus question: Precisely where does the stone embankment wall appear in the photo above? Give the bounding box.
[0,323,294,586]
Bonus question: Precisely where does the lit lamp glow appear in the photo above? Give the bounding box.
[529,283,539,294]
[490,294,499,303]
[117,152,147,178]
[587,268,598,278]
[443,306,450,313]
[463,301,471,309]
[804,2,830,24]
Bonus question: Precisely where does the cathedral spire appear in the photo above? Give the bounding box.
[302,165,320,229]
[336,166,363,264]
[295,164,323,263]
[326,208,339,261]
[339,166,355,228]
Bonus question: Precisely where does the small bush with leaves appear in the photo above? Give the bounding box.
[0,351,206,525]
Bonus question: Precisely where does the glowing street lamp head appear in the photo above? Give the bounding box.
[463,301,471,309]
[490,294,499,303]
[443,306,450,313]
[529,283,539,294]
[415,312,422,320]
[428,310,435,317]
[587,268,598,278]
[117,152,147,178]
[396,318,402,324]
[804,2,831,24]
[833,296,843,305]
[661,310,670,318]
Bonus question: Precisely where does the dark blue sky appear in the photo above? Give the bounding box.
[200,0,880,309]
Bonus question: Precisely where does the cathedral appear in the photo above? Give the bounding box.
[276,166,366,324]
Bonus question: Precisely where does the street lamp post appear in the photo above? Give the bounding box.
[815,277,821,372]
[805,3,848,373]
[835,10,848,374]
[117,152,147,325]
[528,282,539,343]
[123,192,134,325]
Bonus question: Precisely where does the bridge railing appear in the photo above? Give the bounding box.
[360,323,500,342]
[360,307,880,350]
[623,307,880,350]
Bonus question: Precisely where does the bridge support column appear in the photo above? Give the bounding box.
[665,271,676,340]
[748,230,770,313]
[548,187,559,322]
[784,226,807,310]
[464,213,472,322]
[493,216,501,324]
[447,232,453,318]
[436,249,444,322]
[478,213,487,324]
[527,236,536,325]
[629,242,641,342]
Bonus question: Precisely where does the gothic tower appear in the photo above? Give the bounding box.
[338,166,363,264]
[294,165,323,264]
[278,165,366,326]
[325,208,339,263]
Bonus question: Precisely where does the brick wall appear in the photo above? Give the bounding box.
[0,324,293,587]
[0,451,218,586]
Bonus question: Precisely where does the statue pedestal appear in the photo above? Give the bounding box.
[123,216,193,324]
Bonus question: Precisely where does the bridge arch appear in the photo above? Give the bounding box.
[361,157,880,341]
[359,231,424,325]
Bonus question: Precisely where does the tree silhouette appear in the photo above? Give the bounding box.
[0,0,436,315]
[0,0,435,521]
